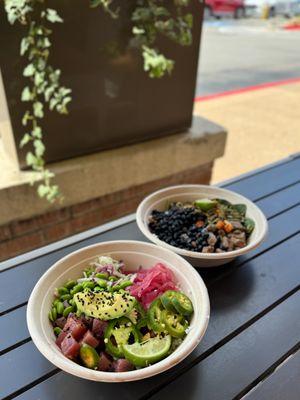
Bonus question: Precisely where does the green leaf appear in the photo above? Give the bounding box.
[44,86,55,102]
[132,26,145,35]
[26,151,37,167]
[32,126,42,139]
[142,46,174,78]
[43,37,51,48]
[33,102,44,118]
[34,71,45,86]
[23,63,35,77]
[21,86,32,101]
[22,111,31,126]
[20,37,30,56]
[46,8,63,23]
[231,204,247,216]
[20,133,32,148]
[244,218,255,234]
[49,97,59,110]
[33,139,45,157]
[37,184,50,198]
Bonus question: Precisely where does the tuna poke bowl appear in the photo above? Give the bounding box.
[136,185,268,267]
[27,241,210,382]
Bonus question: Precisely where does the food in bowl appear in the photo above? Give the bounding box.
[148,198,255,253]
[49,256,194,372]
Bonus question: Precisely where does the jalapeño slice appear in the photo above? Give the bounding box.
[148,298,166,333]
[104,317,139,358]
[161,290,194,317]
[161,310,188,338]
[79,344,100,369]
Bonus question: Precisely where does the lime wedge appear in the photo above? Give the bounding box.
[122,335,172,367]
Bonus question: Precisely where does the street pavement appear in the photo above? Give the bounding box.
[196,18,300,96]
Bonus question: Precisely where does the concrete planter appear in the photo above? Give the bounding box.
[0,0,204,168]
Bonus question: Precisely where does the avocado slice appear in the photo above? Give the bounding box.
[74,290,136,320]
[194,198,217,212]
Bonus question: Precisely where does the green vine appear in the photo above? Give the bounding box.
[4,0,193,202]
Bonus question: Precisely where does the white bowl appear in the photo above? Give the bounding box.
[27,240,210,382]
[136,185,268,268]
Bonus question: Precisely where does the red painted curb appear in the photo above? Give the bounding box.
[194,77,300,102]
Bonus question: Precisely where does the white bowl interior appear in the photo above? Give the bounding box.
[136,185,268,266]
[27,240,210,382]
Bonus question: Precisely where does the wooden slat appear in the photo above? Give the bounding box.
[255,182,300,218]
[0,305,28,353]
[14,291,300,400]
[243,350,300,400]
[222,156,300,200]
[0,341,54,399]
[148,292,300,400]
[2,234,300,400]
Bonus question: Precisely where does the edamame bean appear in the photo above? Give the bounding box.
[119,280,132,289]
[94,286,104,292]
[65,280,76,289]
[111,284,121,292]
[70,284,83,295]
[57,287,69,296]
[51,307,57,320]
[96,279,107,288]
[60,294,71,301]
[69,299,74,305]
[56,301,64,315]
[53,327,62,336]
[48,311,54,322]
[52,299,60,306]
[108,276,118,282]
[63,306,74,318]
[95,273,109,279]
[82,281,95,289]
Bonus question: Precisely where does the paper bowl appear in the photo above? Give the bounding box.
[136,185,268,267]
[27,240,210,382]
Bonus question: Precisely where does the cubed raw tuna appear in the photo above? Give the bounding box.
[61,334,80,359]
[55,317,67,329]
[63,315,87,340]
[92,319,108,339]
[98,352,113,372]
[55,330,68,348]
[80,315,93,328]
[81,330,99,348]
[113,359,135,372]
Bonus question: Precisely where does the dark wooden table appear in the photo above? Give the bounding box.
[1,154,300,400]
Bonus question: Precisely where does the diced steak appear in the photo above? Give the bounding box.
[113,359,135,372]
[61,334,80,359]
[81,330,99,348]
[92,319,108,339]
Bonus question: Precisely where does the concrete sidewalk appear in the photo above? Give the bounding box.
[194,81,300,183]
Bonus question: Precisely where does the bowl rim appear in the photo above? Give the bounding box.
[27,240,210,382]
[136,184,268,260]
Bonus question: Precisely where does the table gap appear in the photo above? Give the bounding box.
[234,341,300,400]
